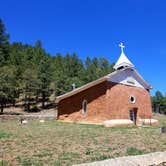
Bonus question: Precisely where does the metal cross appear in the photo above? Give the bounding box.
[72,83,76,90]
[119,42,125,53]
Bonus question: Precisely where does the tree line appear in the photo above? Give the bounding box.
[0,18,114,113]
[151,91,166,115]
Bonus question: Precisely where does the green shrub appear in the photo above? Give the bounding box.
[85,148,94,155]
[30,105,39,112]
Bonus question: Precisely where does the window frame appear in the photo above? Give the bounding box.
[130,95,136,104]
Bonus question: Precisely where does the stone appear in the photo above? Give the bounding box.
[103,119,134,127]
[161,126,166,133]
[73,151,166,166]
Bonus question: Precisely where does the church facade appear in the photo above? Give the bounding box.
[56,43,157,126]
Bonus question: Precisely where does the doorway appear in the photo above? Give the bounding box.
[129,109,137,125]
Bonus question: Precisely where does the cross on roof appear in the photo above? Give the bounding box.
[119,43,125,53]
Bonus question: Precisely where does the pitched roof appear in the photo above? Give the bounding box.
[114,51,134,70]
[55,68,152,103]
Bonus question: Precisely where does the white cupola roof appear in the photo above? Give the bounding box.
[114,43,134,70]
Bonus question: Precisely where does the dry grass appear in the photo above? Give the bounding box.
[0,114,166,166]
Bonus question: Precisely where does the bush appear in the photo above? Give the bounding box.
[30,105,39,112]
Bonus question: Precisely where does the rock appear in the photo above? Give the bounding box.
[103,119,134,127]
[39,120,45,123]
[73,151,166,166]
[161,126,166,133]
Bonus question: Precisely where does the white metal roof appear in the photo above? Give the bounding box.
[114,43,134,70]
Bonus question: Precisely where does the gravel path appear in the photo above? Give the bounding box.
[74,151,166,166]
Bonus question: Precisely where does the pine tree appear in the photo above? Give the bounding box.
[38,55,52,108]
[0,66,16,113]
[22,68,39,112]
[0,18,9,67]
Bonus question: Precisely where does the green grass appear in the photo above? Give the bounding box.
[153,113,166,126]
[0,132,13,139]
[0,160,11,166]
[126,147,144,155]
[0,114,166,165]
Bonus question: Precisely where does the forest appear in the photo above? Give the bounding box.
[0,18,114,113]
[0,18,166,114]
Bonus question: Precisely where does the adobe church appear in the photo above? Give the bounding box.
[56,43,158,126]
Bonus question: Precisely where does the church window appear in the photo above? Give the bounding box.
[82,100,87,114]
[130,96,136,103]
[129,110,136,124]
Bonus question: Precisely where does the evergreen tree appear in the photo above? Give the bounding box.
[151,91,166,114]
[0,66,16,113]
[0,18,9,67]
[83,57,115,83]
[38,55,52,108]
[0,18,116,112]
[22,68,39,112]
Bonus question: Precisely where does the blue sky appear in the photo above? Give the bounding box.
[0,0,166,95]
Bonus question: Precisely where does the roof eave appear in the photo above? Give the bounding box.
[132,69,152,90]
[56,76,108,103]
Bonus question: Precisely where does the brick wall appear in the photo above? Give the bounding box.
[58,81,109,122]
[58,81,152,123]
[106,83,152,120]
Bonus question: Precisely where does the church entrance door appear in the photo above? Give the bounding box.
[129,108,137,125]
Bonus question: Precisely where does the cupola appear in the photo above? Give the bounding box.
[114,43,134,70]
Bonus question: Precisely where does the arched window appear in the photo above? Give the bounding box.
[82,100,87,114]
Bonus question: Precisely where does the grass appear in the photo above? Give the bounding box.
[0,133,13,139]
[126,147,144,155]
[0,114,166,166]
